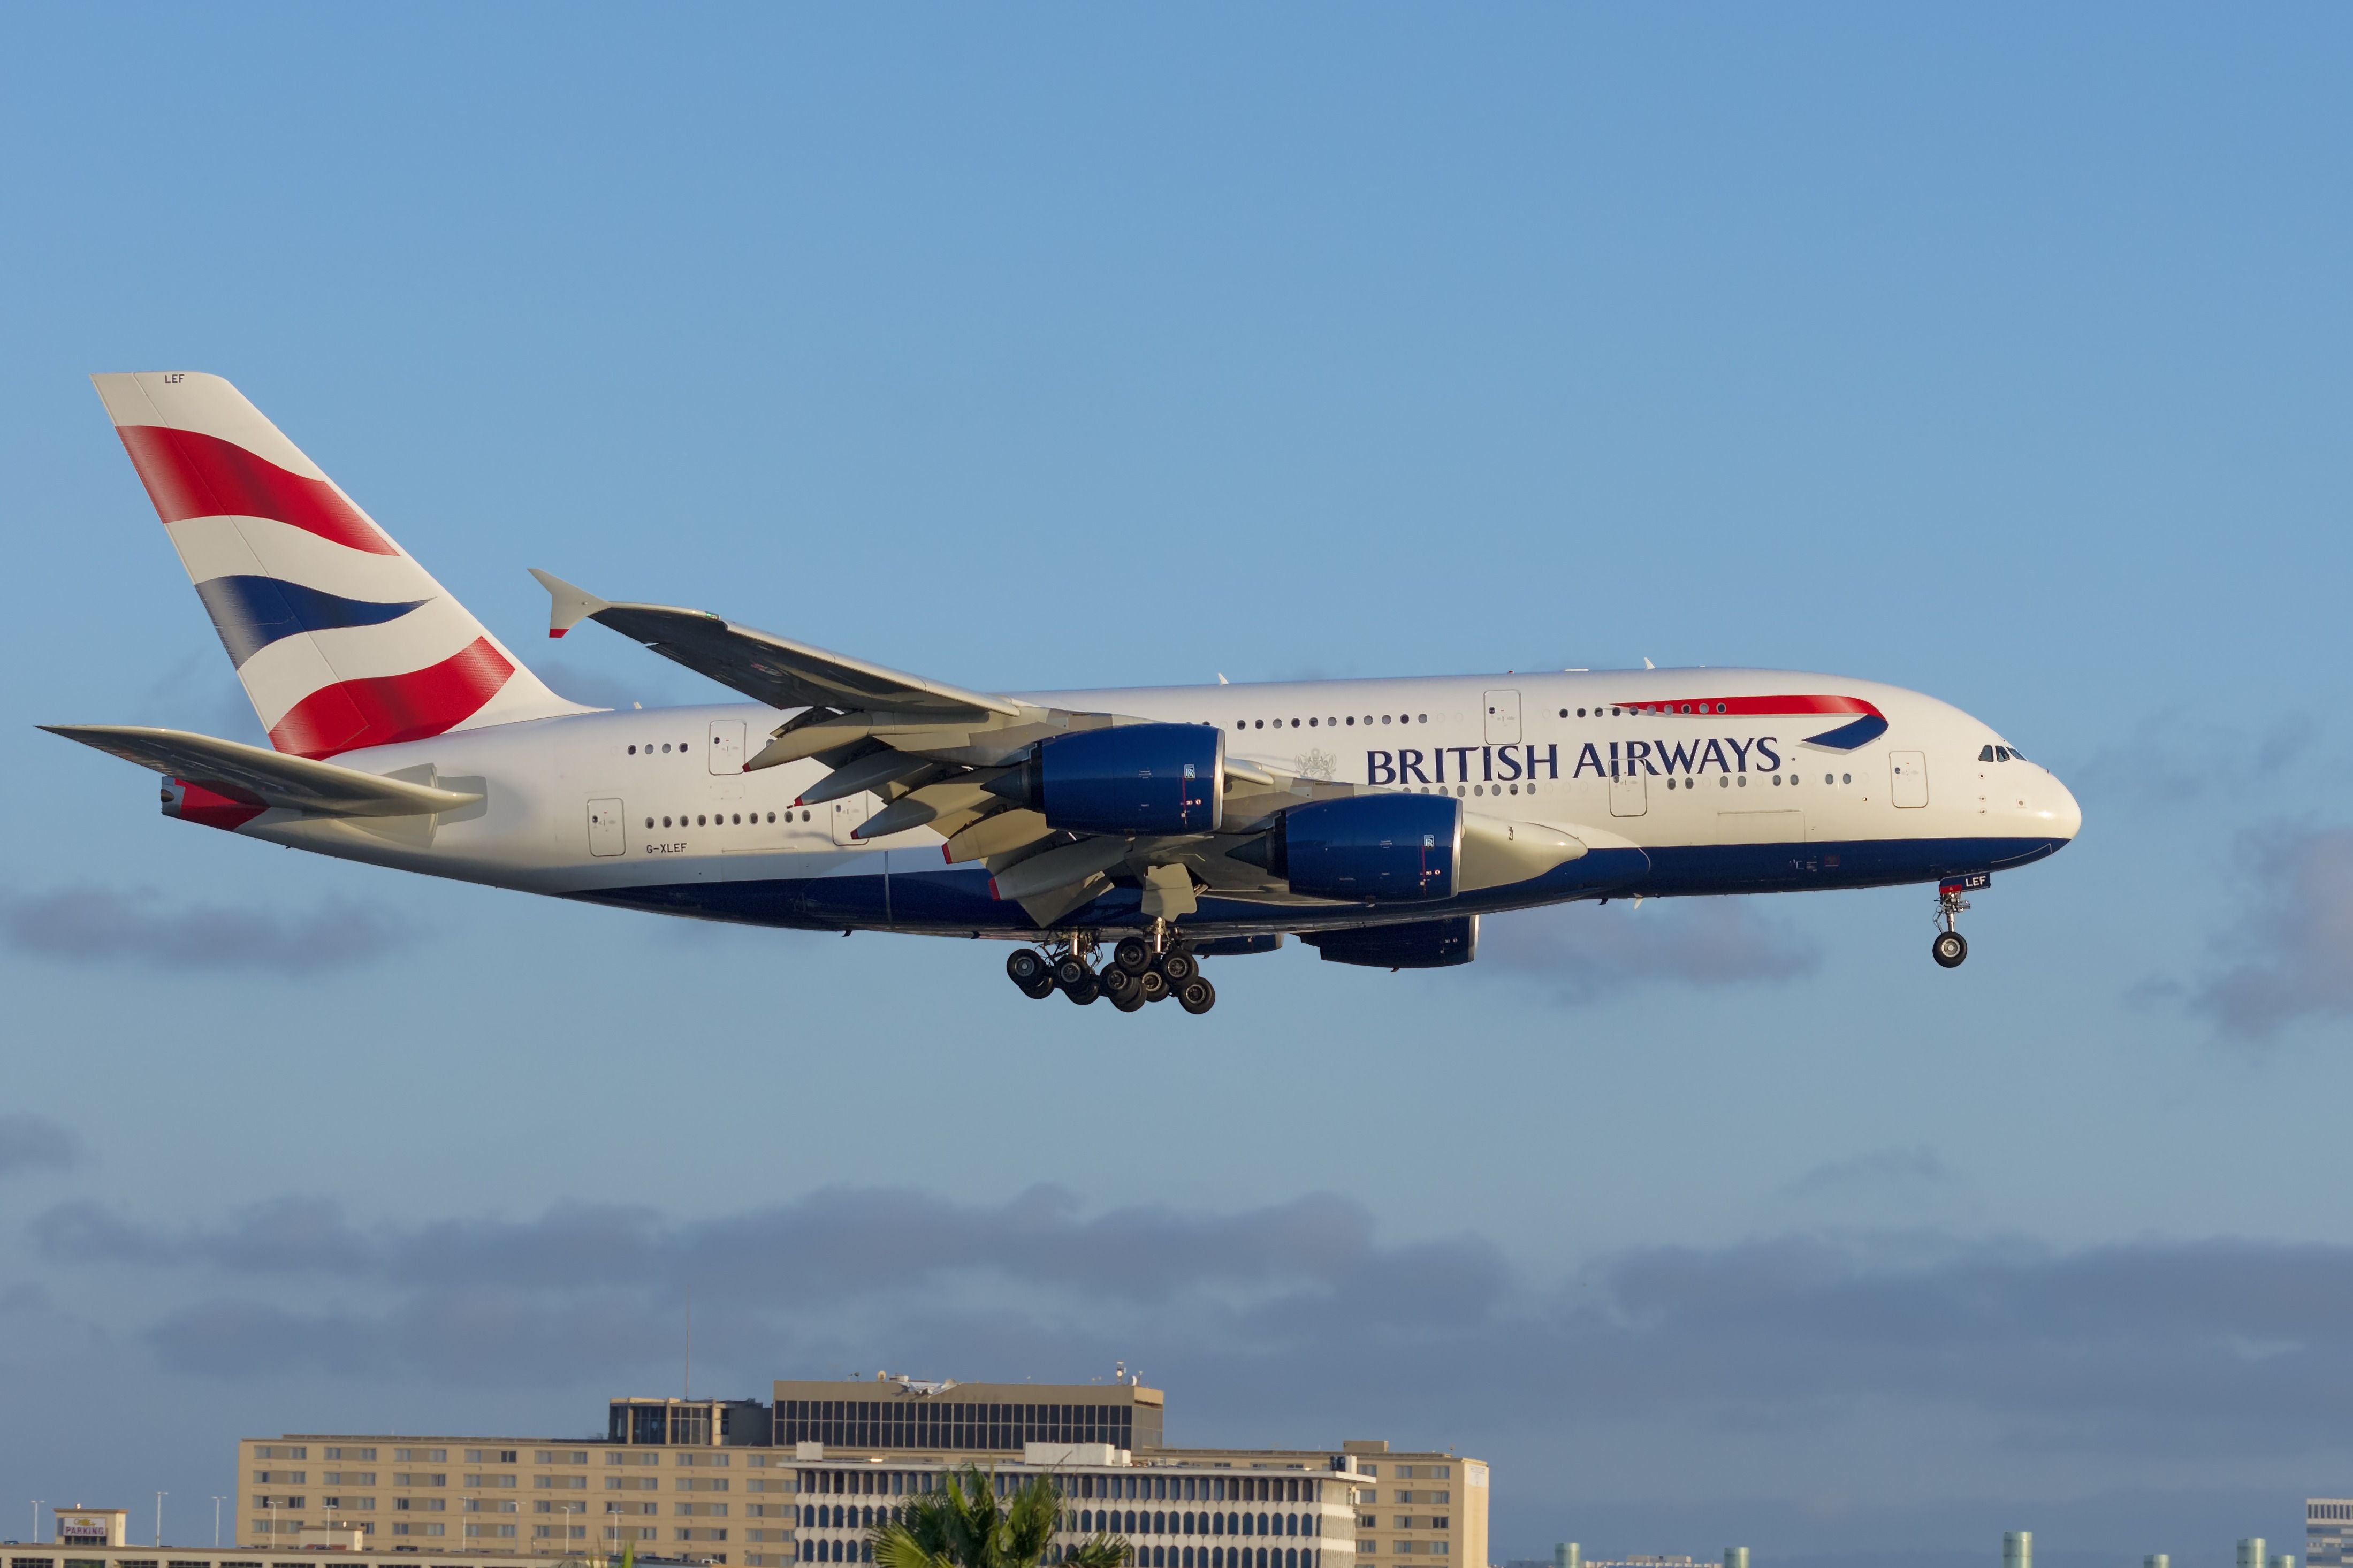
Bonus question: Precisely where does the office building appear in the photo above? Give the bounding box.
[1337,1443,1485,1568]
[225,1374,1487,1568]
[2313,1503,2353,1568]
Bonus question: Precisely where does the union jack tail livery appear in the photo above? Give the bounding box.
[91,372,587,758]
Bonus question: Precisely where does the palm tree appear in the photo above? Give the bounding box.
[870,1465,1130,1568]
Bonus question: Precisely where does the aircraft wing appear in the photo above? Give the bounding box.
[531,570,1018,720]
[536,571,1358,924]
[42,724,483,817]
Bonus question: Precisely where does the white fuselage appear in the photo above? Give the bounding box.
[218,668,2080,940]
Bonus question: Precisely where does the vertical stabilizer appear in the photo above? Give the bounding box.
[92,372,591,758]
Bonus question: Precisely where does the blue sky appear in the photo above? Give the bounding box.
[4,7,2352,1568]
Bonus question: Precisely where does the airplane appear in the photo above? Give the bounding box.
[45,373,2082,1016]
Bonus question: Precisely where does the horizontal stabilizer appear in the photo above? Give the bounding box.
[42,724,483,818]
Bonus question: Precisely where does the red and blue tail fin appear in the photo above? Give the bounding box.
[92,372,589,758]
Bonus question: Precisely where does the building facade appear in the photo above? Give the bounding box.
[2310,1500,2353,1568]
[1335,1443,1485,1568]
[231,1376,1486,1568]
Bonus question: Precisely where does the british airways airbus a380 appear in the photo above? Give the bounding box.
[47,373,2081,1015]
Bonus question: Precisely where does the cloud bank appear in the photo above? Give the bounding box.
[2188,827,2353,1038]
[0,885,419,975]
[32,1183,2353,1465]
[1482,896,1821,1000]
[0,1114,82,1177]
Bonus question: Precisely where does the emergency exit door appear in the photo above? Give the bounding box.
[1483,689,1522,745]
[1891,751,1929,808]
[828,796,870,846]
[587,798,626,856]
[707,720,745,775]
[1609,767,1647,816]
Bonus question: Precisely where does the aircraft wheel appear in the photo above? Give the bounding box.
[1019,973,1057,1000]
[1108,984,1146,1013]
[1007,949,1049,988]
[1932,930,1968,969]
[1160,951,1198,984]
[1113,937,1153,974]
[1053,954,1092,990]
[1062,973,1101,1005]
[1138,968,1171,1004]
[1177,976,1217,1015]
[1101,964,1139,1003]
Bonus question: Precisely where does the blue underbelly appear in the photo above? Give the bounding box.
[564,835,2060,932]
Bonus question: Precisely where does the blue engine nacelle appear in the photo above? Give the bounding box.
[989,722,1224,835]
[1239,792,1460,902]
[1303,915,1479,969]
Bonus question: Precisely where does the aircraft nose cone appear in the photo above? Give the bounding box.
[2049,775,2083,842]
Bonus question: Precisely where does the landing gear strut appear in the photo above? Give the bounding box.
[1931,876,1977,969]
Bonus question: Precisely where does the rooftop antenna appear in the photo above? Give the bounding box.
[683,1289,691,1404]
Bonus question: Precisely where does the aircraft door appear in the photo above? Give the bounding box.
[828,795,870,846]
[587,798,626,857]
[1483,689,1522,745]
[1891,750,1929,808]
[1609,762,1647,817]
[707,720,745,775]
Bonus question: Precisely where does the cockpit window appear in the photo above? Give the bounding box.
[2007,745,2027,761]
[1980,745,1996,761]
[1994,746,2012,761]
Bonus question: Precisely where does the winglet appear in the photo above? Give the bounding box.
[529,569,610,639]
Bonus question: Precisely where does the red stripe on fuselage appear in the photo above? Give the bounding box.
[266,636,515,759]
[1612,694,1883,717]
[116,425,398,555]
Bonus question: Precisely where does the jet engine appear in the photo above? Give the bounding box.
[987,722,1224,835]
[1233,792,1460,902]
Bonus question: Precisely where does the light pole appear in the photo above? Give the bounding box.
[213,1497,227,1549]
[31,1502,41,1546]
[156,1493,167,1547]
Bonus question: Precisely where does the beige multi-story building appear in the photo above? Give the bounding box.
[1337,1443,1484,1568]
[227,1374,1487,1568]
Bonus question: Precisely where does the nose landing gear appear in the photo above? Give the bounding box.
[1932,874,1986,968]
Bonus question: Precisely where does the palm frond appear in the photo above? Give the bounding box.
[1064,1534,1134,1568]
[873,1521,956,1568]
[864,1464,1102,1568]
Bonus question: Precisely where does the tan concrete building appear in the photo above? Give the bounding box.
[229,1375,1486,1568]
[1337,1443,1485,1568]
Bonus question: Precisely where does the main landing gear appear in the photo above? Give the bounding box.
[1932,876,1981,969]
[1006,928,1216,1015]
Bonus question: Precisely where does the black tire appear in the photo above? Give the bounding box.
[1101,965,1138,1001]
[1177,976,1216,1015]
[1109,984,1146,1013]
[1019,973,1057,1000]
[1932,930,1968,969]
[1138,968,1170,1004]
[1160,951,1198,984]
[1063,974,1101,1005]
[1114,937,1153,974]
[1053,955,1092,990]
[1007,949,1048,986]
